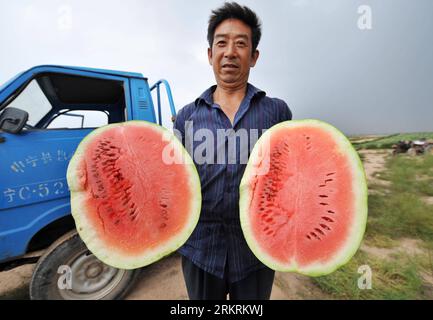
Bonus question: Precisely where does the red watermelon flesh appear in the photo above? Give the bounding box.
[240,119,367,276]
[67,121,201,269]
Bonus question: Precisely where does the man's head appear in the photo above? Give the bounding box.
[207,2,262,89]
[207,2,262,54]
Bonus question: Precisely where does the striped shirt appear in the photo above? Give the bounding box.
[174,83,292,283]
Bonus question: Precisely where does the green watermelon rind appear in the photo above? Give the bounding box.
[67,120,201,270]
[239,119,368,277]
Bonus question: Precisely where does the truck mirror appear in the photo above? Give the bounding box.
[0,107,29,134]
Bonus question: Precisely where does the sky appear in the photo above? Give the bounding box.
[0,0,432,135]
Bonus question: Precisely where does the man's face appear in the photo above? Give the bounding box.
[208,18,259,89]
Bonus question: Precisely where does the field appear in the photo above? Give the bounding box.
[352,132,433,150]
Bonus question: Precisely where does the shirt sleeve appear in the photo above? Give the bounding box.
[277,98,292,123]
[173,108,186,146]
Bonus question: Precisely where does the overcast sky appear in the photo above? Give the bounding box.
[0,0,432,135]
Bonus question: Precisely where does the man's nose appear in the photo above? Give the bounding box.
[224,42,237,58]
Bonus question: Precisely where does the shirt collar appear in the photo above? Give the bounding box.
[195,83,266,107]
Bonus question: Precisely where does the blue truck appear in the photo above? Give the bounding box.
[0,65,176,299]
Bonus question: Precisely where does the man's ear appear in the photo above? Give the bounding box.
[208,47,213,66]
[250,50,260,68]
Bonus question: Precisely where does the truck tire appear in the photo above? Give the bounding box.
[29,230,140,300]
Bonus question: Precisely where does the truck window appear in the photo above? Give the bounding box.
[2,73,126,130]
[6,79,53,126]
[47,110,109,129]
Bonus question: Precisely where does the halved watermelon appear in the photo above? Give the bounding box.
[67,121,201,269]
[240,119,367,276]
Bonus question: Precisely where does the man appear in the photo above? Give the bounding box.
[174,2,292,300]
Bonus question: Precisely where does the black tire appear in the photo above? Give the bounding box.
[29,230,140,300]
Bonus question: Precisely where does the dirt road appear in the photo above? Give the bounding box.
[357,149,390,187]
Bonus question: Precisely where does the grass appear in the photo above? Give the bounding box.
[349,135,387,144]
[313,251,424,300]
[353,132,433,150]
[367,154,433,243]
[364,234,396,249]
[311,152,433,299]
[367,193,433,242]
[414,246,433,276]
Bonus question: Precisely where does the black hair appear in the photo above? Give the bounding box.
[207,2,262,53]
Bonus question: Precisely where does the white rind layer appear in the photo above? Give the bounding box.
[239,119,368,276]
[67,120,201,270]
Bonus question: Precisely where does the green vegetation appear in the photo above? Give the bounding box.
[367,193,433,242]
[353,132,433,150]
[367,154,433,243]
[311,152,433,299]
[313,251,424,300]
[349,135,386,144]
[383,155,433,197]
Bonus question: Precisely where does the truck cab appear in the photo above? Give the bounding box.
[0,65,176,299]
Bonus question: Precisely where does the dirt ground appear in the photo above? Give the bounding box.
[422,196,433,206]
[0,264,34,299]
[0,253,331,300]
[126,253,330,300]
[357,149,391,188]
[0,148,403,300]
[0,254,331,300]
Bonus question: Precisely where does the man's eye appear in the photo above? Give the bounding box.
[217,41,226,46]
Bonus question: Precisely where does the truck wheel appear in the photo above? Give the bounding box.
[29,230,140,300]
